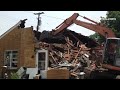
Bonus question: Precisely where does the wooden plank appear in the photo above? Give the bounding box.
[47,68,69,79]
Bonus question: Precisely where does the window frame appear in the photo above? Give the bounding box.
[4,50,18,69]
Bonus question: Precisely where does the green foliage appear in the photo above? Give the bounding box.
[89,11,120,43]
[89,33,105,44]
[10,72,19,79]
[101,11,120,38]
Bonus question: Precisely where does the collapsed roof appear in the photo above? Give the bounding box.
[34,29,99,48]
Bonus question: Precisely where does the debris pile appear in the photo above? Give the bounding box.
[34,29,102,79]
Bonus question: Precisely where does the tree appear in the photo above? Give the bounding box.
[89,33,105,43]
[101,11,120,37]
[89,11,120,43]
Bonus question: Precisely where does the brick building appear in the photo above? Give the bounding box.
[0,21,36,77]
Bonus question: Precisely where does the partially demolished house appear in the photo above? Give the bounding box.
[0,21,36,78]
[0,19,101,79]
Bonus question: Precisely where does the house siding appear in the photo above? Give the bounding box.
[0,26,36,77]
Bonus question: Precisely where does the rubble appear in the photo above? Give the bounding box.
[33,29,101,79]
[1,12,118,79]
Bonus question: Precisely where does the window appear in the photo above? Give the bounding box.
[38,52,45,70]
[37,50,48,73]
[4,50,18,69]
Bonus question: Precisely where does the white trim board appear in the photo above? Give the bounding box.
[0,20,21,40]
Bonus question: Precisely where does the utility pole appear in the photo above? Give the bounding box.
[34,12,44,32]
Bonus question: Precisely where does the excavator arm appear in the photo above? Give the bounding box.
[52,13,116,38]
[73,19,116,38]
[52,13,79,35]
[51,13,120,74]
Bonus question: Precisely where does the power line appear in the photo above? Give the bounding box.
[24,11,64,20]
[42,15,64,20]
[0,11,65,32]
[23,11,65,30]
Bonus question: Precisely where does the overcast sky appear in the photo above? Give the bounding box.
[0,11,107,36]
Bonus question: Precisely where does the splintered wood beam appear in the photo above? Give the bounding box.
[72,47,82,64]
[49,52,58,65]
[65,37,74,47]
[68,31,83,45]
